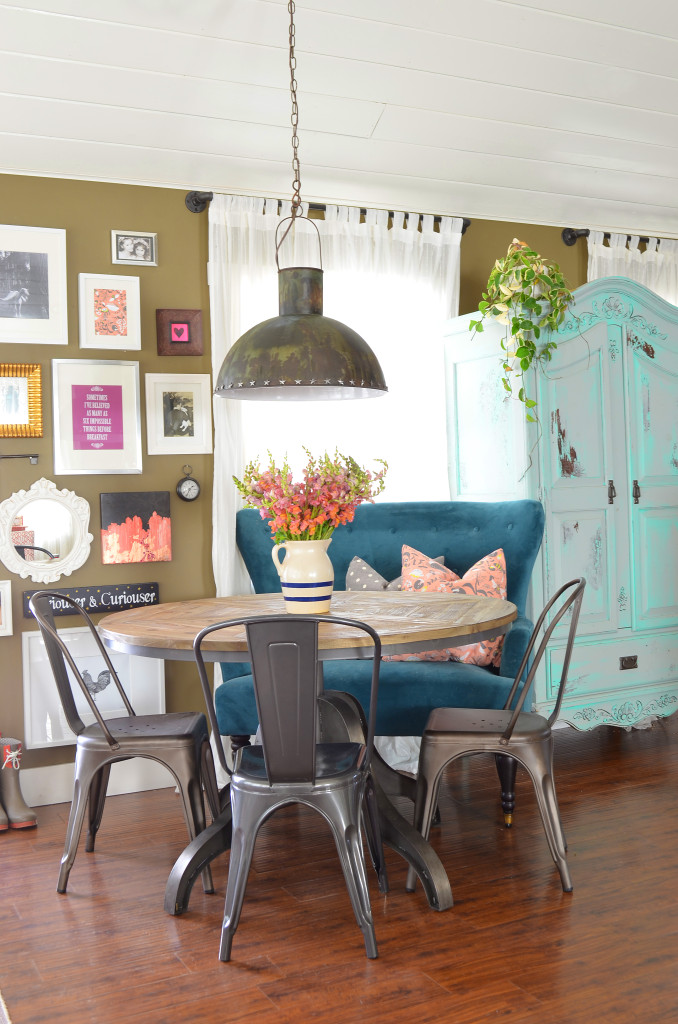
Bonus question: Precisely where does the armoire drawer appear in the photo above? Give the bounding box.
[546,634,678,702]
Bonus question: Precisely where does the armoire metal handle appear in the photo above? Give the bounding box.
[607,480,616,504]
[632,480,641,504]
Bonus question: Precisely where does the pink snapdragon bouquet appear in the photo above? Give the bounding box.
[233,450,387,544]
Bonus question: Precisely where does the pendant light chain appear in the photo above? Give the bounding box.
[288,0,302,218]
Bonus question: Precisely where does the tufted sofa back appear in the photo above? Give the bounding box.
[236,500,544,616]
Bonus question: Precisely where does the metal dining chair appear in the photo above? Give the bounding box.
[193,613,389,961]
[406,578,586,895]
[29,591,220,894]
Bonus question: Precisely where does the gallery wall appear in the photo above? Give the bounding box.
[0,172,588,777]
[0,175,214,772]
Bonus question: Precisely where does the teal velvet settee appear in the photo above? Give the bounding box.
[215,500,545,741]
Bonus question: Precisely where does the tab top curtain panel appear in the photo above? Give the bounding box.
[208,194,463,597]
[587,230,678,306]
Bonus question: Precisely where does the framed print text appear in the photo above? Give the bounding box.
[52,359,142,475]
[0,225,68,345]
[78,273,141,351]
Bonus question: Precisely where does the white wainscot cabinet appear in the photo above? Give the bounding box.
[444,277,678,730]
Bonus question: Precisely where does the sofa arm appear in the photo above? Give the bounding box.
[499,613,533,681]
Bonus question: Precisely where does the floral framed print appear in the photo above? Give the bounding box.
[145,373,213,456]
[156,309,203,356]
[52,358,142,475]
[78,273,141,351]
[22,625,165,748]
[0,363,42,437]
[0,580,12,637]
[111,231,157,267]
[0,225,68,345]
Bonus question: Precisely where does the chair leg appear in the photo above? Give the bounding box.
[219,789,263,962]
[58,747,105,892]
[519,742,572,893]
[495,753,518,827]
[85,764,112,852]
[322,781,378,959]
[362,773,388,894]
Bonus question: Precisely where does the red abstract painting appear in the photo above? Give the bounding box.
[100,491,171,564]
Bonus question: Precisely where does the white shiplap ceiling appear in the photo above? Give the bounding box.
[1,0,677,235]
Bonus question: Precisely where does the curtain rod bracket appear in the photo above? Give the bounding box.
[562,227,588,246]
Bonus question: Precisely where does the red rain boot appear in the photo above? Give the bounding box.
[0,739,37,829]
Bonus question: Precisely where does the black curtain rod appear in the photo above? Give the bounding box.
[185,191,470,233]
[562,227,652,247]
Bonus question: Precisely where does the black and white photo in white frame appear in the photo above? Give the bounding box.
[0,225,68,345]
[111,230,158,267]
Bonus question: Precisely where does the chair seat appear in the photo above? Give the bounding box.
[79,711,208,750]
[425,707,550,741]
[238,742,365,781]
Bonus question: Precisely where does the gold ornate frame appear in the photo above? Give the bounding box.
[0,363,42,437]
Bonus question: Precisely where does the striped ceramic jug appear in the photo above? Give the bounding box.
[271,538,334,614]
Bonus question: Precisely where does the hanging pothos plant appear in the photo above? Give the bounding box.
[469,239,575,421]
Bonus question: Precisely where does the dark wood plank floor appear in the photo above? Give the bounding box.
[2,716,678,1024]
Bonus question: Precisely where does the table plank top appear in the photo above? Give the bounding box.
[98,590,517,659]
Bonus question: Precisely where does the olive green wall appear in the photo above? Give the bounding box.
[0,173,589,773]
[459,219,587,315]
[0,175,213,770]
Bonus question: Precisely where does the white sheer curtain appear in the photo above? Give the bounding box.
[208,193,463,597]
[587,231,678,305]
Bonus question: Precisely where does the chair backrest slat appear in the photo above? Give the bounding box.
[500,578,586,741]
[246,618,319,782]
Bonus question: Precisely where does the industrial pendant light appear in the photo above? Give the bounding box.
[214,1,387,401]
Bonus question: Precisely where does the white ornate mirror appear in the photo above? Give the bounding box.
[0,477,93,583]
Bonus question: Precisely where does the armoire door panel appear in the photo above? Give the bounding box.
[625,322,678,631]
[541,330,609,494]
[633,508,678,630]
[539,322,627,637]
[545,510,622,635]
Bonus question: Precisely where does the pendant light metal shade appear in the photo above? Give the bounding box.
[215,267,387,400]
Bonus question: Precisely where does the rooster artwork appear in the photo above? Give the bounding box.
[81,668,112,699]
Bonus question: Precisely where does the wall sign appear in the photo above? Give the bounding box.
[23,582,159,618]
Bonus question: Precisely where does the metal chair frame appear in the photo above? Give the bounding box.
[193,613,388,961]
[29,592,220,894]
[406,578,586,895]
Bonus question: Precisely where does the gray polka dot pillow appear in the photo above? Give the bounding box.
[345,554,443,592]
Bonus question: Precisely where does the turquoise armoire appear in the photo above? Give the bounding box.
[444,276,678,730]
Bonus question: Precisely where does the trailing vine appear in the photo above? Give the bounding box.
[469,238,575,421]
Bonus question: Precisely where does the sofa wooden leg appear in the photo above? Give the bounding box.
[495,753,517,827]
[230,735,251,760]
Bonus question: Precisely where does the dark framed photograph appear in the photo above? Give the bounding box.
[111,230,158,267]
[156,309,203,356]
[0,225,68,344]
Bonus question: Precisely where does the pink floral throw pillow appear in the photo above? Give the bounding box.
[384,545,507,668]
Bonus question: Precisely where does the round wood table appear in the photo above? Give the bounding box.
[99,590,516,660]
[99,590,517,916]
